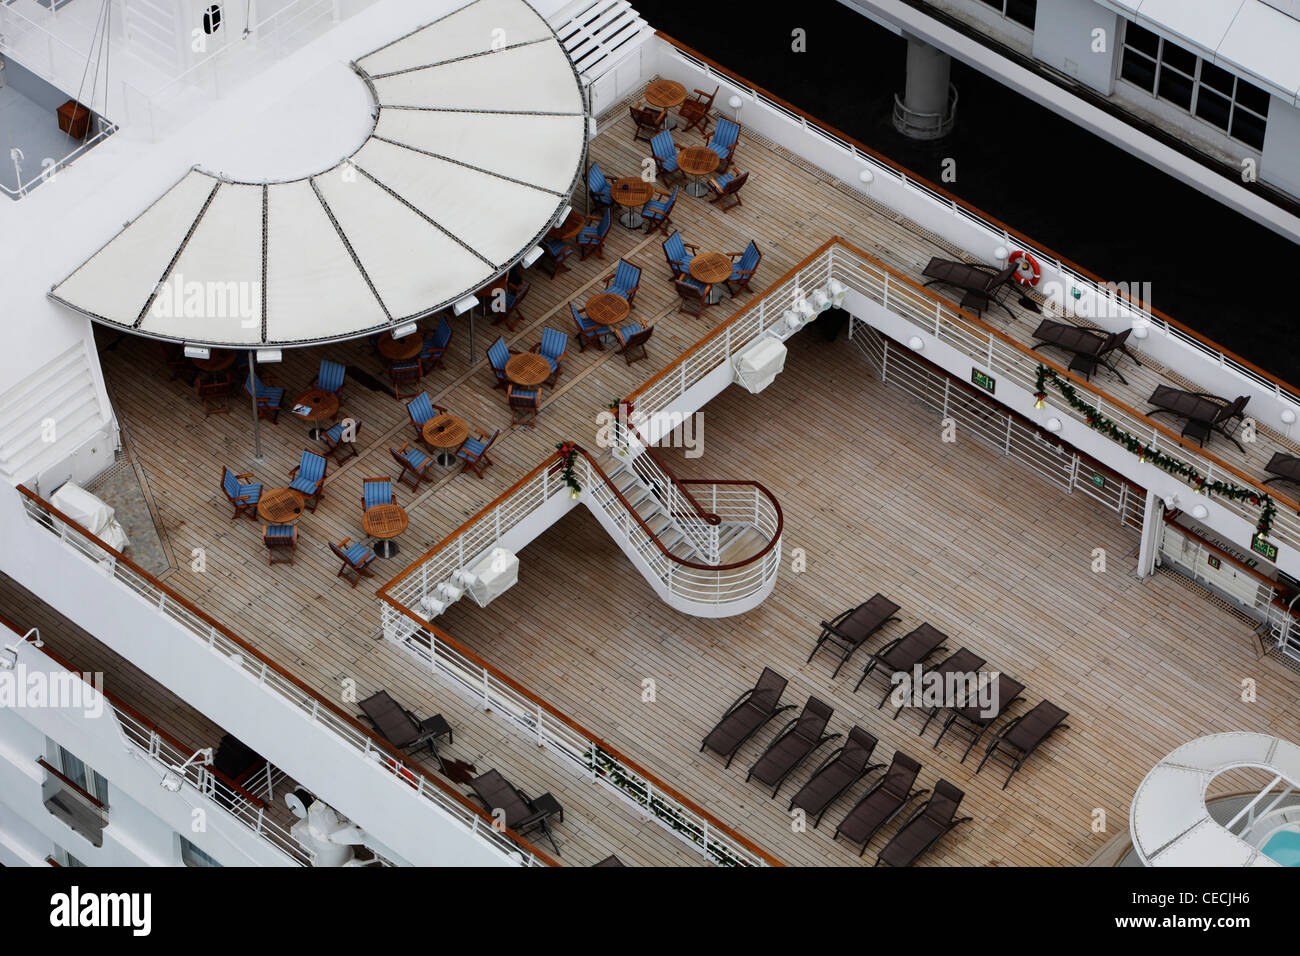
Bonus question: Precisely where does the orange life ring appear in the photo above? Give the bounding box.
[1007,251,1041,287]
[384,758,418,788]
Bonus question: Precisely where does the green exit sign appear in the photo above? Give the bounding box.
[1251,534,1278,562]
[971,369,996,394]
[1090,473,1105,489]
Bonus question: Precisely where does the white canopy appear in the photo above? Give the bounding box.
[49,0,585,347]
[1129,732,1300,866]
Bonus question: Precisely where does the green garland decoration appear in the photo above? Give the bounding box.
[586,746,744,866]
[1035,366,1275,538]
[554,442,581,494]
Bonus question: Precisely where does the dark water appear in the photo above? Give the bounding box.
[635,0,1298,383]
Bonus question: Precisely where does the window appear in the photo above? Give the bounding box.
[1120,20,1270,150]
[203,4,222,35]
[976,0,1037,30]
[57,746,109,804]
[53,846,86,868]
[179,836,223,868]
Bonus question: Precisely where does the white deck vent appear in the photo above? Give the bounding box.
[463,548,520,607]
[733,336,788,394]
[550,0,653,85]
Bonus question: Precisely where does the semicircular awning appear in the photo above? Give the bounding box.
[49,0,585,347]
[1130,732,1300,866]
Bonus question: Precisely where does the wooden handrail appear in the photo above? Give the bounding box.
[45,857,61,867]
[655,30,1300,406]
[376,593,785,867]
[12,486,558,867]
[38,757,107,810]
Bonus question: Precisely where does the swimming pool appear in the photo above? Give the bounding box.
[1263,830,1300,866]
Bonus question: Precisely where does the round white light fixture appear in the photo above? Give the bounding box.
[728,94,742,110]
[1131,318,1149,339]
[994,245,1008,263]
[810,289,831,312]
[858,168,874,185]
[906,335,924,351]
[1190,505,1209,520]
[1046,417,1062,433]
[1282,409,1297,425]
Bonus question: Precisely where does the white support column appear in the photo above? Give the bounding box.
[1136,489,1164,578]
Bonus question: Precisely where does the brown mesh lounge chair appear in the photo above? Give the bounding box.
[854,623,948,706]
[1031,319,1139,384]
[1264,452,1300,488]
[975,700,1070,789]
[469,769,563,855]
[834,751,926,856]
[358,690,452,771]
[788,726,881,827]
[700,667,795,768]
[746,696,839,797]
[874,779,971,867]
[931,673,1025,761]
[921,258,1016,318]
[1148,385,1249,452]
[808,593,901,677]
[894,647,988,736]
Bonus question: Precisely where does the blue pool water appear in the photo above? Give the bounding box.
[1263,830,1300,866]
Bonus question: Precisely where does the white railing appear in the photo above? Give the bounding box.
[827,243,1298,552]
[852,320,1144,528]
[1,120,118,199]
[662,39,1300,411]
[580,457,782,608]
[628,249,833,426]
[16,487,547,867]
[112,705,311,865]
[622,444,718,562]
[378,604,774,867]
[892,84,958,139]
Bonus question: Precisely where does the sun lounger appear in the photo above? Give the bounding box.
[788,726,881,827]
[975,700,1070,789]
[746,696,839,797]
[1264,452,1300,489]
[921,257,1016,318]
[854,623,948,706]
[701,667,794,768]
[808,593,901,677]
[1031,319,1139,383]
[892,647,987,735]
[834,751,925,856]
[1148,385,1249,452]
[358,690,452,770]
[874,779,971,866]
[469,769,563,855]
[931,673,1025,760]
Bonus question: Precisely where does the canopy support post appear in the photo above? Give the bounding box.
[249,352,264,463]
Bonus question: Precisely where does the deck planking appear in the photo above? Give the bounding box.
[80,91,1300,866]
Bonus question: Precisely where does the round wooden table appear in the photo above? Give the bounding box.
[690,252,732,305]
[291,387,341,439]
[377,331,422,361]
[363,504,408,558]
[547,209,584,242]
[644,79,687,129]
[422,413,469,466]
[678,146,720,198]
[612,177,654,229]
[257,487,306,524]
[192,349,235,372]
[506,352,551,388]
[586,292,630,330]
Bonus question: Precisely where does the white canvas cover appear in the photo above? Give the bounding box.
[50,482,130,553]
[1129,732,1296,866]
[49,0,584,347]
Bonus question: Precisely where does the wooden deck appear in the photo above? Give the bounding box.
[83,91,1300,866]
